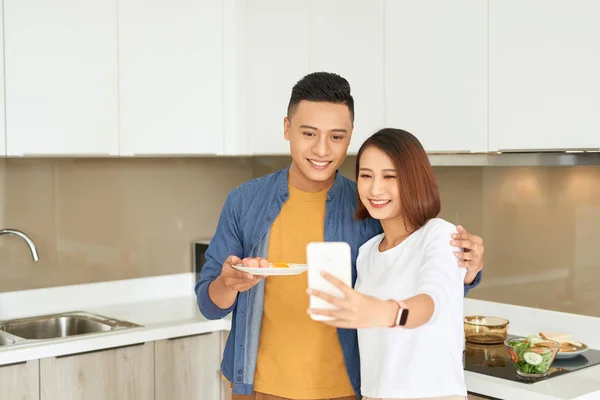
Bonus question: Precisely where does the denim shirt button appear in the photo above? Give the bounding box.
[266,216,271,221]
[236,376,242,382]
[238,369,243,374]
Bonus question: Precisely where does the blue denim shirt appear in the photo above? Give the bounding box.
[195,166,481,397]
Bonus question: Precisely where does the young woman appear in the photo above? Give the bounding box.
[307,128,468,400]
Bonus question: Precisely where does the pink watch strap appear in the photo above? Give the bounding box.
[391,299,409,328]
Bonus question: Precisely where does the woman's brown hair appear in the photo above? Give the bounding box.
[355,128,441,231]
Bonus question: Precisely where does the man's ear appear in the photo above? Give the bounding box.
[284,116,291,141]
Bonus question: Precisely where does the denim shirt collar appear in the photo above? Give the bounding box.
[276,164,345,201]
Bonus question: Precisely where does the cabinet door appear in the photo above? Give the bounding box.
[119,0,224,155]
[467,395,490,400]
[4,0,119,156]
[40,343,154,400]
[0,360,39,400]
[384,0,487,153]
[246,0,310,155]
[155,332,221,400]
[222,0,251,156]
[0,5,5,156]
[310,0,385,154]
[221,331,232,400]
[489,0,600,151]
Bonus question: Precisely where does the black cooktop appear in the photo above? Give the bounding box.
[463,335,600,384]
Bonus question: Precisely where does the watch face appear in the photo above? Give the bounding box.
[399,309,409,326]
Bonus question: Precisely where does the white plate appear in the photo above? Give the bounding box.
[232,263,307,276]
[556,343,589,359]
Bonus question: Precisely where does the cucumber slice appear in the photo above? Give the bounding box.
[527,335,544,345]
[523,351,544,366]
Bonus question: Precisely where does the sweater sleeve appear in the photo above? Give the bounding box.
[415,220,467,325]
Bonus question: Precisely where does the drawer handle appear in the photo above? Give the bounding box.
[56,342,146,359]
[167,332,213,341]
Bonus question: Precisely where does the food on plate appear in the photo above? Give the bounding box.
[271,262,290,268]
[539,332,582,352]
[505,335,560,378]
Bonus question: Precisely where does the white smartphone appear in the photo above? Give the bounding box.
[306,241,353,321]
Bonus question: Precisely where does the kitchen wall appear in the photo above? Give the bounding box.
[2,156,599,319]
[0,157,253,292]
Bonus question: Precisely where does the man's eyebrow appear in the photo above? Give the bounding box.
[298,125,348,134]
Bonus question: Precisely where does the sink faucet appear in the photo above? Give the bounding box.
[0,229,39,261]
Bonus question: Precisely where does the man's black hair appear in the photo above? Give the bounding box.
[287,72,354,122]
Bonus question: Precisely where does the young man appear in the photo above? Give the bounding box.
[196,72,485,400]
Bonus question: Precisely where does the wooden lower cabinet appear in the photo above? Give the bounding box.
[40,342,154,400]
[0,360,39,400]
[5,329,229,400]
[468,394,497,400]
[155,332,222,400]
[221,330,232,400]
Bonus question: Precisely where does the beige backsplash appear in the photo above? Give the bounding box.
[1,156,599,318]
[0,157,253,292]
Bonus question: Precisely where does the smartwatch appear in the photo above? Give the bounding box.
[391,299,409,327]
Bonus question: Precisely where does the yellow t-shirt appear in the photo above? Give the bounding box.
[253,184,355,399]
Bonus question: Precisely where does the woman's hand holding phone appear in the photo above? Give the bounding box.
[307,271,398,329]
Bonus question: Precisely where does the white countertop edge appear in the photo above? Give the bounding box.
[0,317,231,366]
[467,371,565,400]
[466,370,555,400]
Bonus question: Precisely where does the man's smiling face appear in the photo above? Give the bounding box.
[284,100,353,191]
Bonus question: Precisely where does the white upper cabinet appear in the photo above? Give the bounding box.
[245,0,310,155]
[118,0,224,155]
[384,0,488,153]
[489,0,600,151]
[4,0,119,156]
[309,0,385,154]
[0,6,6,156]
[222,0,250,156]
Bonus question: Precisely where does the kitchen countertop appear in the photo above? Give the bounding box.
[463,300,600,400]
[0,273,599,400]
[0,273,230,365]
[0,296,230,366]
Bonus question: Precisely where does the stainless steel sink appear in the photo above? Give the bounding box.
[0,334,16,347]
[0,312,140,343]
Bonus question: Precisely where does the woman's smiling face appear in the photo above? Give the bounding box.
[357,146,402,222]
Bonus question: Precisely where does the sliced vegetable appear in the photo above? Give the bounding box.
[508,348,520,363]
[523,352,543,366]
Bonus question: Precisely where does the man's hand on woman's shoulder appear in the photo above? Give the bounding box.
[450,225,484,285]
